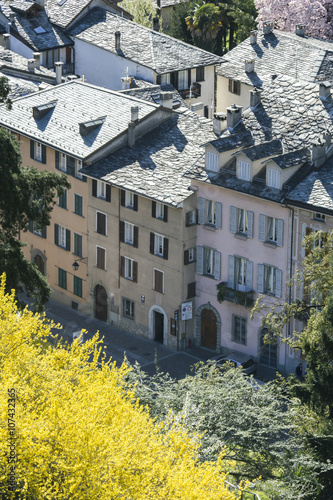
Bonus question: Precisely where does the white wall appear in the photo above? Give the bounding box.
[73,37,154,90]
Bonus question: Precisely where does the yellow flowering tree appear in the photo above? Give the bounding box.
[0,275,242,499]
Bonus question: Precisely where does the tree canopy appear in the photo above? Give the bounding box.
[0,275,242,499]
[0,82,70,310]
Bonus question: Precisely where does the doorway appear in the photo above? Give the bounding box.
[34,254,45,275]
[95,285,107,322]
[154,310,164,343]
[201,308,217,349]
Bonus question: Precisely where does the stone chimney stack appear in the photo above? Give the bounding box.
[3,33,10,50]
[311,138,327,169]
[55,61,64,84]
[159,91,173,109]
[263,20,274,34]
[227,104,243,130]
[245,59,255,73]
[131,105,139,122]
[33,52,41,69]
[250,87,262,108]
[28,59,35,72]
[213,112,227,135]
[295,23,306,37]
[319,81,331,99]
[250,30,257,45]
[115,31,121,51]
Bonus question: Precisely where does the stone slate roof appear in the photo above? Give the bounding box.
[0,0,73,51]
[216,29,333,87]
[207,123,253,152]
[0,47,55,79]
[286,156,333,212]
[263,148,310,169]
[0,70,39,98]
[9,0,35,13]
[120,83,187,109]
[81,109,216,207]
[233,139,282,161]
[70,7,224,73]
[0,80,159,158]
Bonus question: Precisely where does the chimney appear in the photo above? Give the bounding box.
[128,121,135,147]
[227,104,243,130]
[67,75,78,81]
[250,30,257,45]
[33,52,41,69]
[319,81,331,99]
[131,106,139,122]
[311,138,327,169]
[9,13,15,23]
[55,61,64,84]
[263,20,274,35]
[115,31,121,51]
[213,112,227,135]
[250,87,262,108]
[3,33,10,50]
[159,91,173,109]
[245,59,255,73]
[295,23,306,37]
[28,59,35,72]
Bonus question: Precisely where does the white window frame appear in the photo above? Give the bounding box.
[59,225,66,249]
[259,215,283,246]
[267,168,281,189]
[59,153,67,172]
[230,206,253,238]
[232,315,247,345]
[124,257,134,280]
[96,211,107,236]
[160,73,170,84]
[156,202,164,220]
[125,191,134,208]
[206,152,219,172]
[124,222,134,244]
[196,246,221,280]
[96,246,106,270]
[153,268,164,293]
[122,297,135,319]
[198,198,222,229]
[257,264,282,298]
[154,233,164,257]
[178,70,187,90]
[76,159,83,179]
[188,209,196,225]
[238,160,251,181]
[314,212,325,222]
[35,142,42,161]
[235,256,247,292]
[228,255,253,292]
[188,248,195,262]
[207,200,216,226]
[97,181,106,199]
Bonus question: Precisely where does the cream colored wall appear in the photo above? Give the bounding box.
[18,135,89,313]
[87,181,197,349]
[216,74,253,113]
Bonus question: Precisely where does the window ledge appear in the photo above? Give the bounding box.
[73,212,84,218]
[203,224,217,231]
[234,232,248,240]
[263,241,278,248]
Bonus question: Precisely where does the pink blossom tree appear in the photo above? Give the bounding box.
[255,0,333,39]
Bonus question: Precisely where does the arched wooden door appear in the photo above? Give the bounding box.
[34,254,45,275]
[95,285,107,322]
[201,309,217,350]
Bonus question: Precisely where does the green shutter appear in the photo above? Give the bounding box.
[66,229,71,251]
[55,151,59,170]
[42,226,47,239]
[74,276,82,297]
[67,156,75,177]
[30,140,34,159]
[54,223,59,246]
[41,145,46,164]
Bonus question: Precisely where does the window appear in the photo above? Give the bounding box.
[96,211,106,236]
[74,194,83,216]
[228,79,241,95]
[187,282,196,299]
[196,246,221,280]
[230,207,253,238]
[96,246,106,270]
[30,140,46,163]
[73,276,82,298]
[59,153,67,172]
[58,268,67,289]
[150,233,169,259]
[160,73,170,84]
[206,152,219,172]
[74,233,82,257]
[58,189,67,209]
[97,181,106,199]
[314,212,326,222]
[55,152,78,177]
[257,264,282,298]
[92,180,111,201]
[184,247,196,265]
[29,221,46,238]
[76,159,83,180]
[198,198,222,228]
[120,256,138,282]
[228,255,253,292]
[178,70,187,90]
[186,209,197,226]
[237,160,251,181]
[122,297,135,319]
[54,224,70,251]
[259,215,283,246]
[119,221,138,247]
[267,168,281,189]
[152,201,168,222]
[121,190,138,210]
[232,315,247,345]
[196,66,205,82]
[153,269,164,293]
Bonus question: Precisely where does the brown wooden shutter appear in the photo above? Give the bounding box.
[154,269,163,293]
[120,256,125,277]
[152,201,156,218]
[92,179,97,197]
[187,282,196,299]
[164,205,168,222]
[119,221,124,243]
[120,190,125,206]
[133,261,138,283]
[134,226,139,248]
[163,238,169,260]
[106,184,111,202]
[133,194,138,211]
[150,232,154,254]
[184,249,189,265]
[97,247,105,270]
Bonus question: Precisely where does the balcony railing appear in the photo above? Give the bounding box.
[217,282,255,308]
[179,82,201,100]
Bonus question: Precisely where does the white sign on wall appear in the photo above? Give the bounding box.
[181,302,192,321]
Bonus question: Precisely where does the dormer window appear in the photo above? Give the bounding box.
[314,212,325,222]
[206,152,218,172]
[267,168,281,189]
[237,160,251,181]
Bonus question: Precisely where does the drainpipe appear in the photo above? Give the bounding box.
[281,199,294,376]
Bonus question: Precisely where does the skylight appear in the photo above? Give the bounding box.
[34,26,46,34]
[57,0,68,5]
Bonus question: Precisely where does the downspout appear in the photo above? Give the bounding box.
[281,198,294,375]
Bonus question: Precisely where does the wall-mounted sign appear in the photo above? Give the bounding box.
[181,302,192,321]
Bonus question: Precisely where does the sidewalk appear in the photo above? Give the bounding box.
[41,298,212,380]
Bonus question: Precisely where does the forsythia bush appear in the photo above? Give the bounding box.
[0,275,242,499]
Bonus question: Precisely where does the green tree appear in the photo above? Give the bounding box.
[0,88,70,311]
[121,0,161,30]
[165,0,193,44]
[252,229,333,499]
